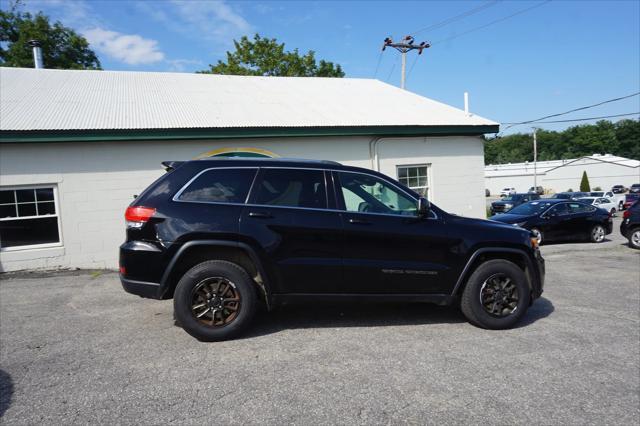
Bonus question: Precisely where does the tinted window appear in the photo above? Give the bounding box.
[337,172,417,216]
[509,201,554,215]
[252,169,327,209]
[568,202,594,213]
[178,168,257,203]
[547,203,569,216]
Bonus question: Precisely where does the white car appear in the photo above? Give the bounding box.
[578,197,617,215]
[500,187,516,197]
[589,191,626,211]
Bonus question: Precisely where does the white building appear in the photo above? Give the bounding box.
[0,67,498,272]
[485,154,640,195]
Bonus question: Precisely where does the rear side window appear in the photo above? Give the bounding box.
[251,169,327,209]
[177,168,257,203]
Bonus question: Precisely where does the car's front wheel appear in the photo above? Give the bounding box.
[460,259,531,330]
[173,260,257,341]
[629,228,640,249]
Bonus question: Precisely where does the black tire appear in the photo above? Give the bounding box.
[589,224,606,243]
[629,228,640,250]
[173,260,257,341]
[610,208,616,217]
[530,227,543,245]
[460,259,530,330]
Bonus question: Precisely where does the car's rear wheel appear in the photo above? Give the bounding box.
[460,259,530,330]
[174,260,257,341]
[610,208,616,216]
[590,224,606,243]
[530,228,543,245]
[629,228,640,249]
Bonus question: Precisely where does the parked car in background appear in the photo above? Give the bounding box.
[485,188,490,197]
[500,187,516,197]
[528,186,544,195]
[623,193,640,210]
[589,191,625,211]
[620,200,640,249]
[629,184,640,194]
[119,157,545,340]
[490,193,540,215]
[490,199,613,245]
[549,192,589,200]
[612,185,627,194]
[577,197,617,216]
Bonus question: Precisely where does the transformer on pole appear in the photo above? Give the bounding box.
[382,36,430,89]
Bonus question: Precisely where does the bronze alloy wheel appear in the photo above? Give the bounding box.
[190,277,241,327]
[479,273,519,317]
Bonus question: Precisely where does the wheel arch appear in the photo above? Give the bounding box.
[451,248,537,299]
[159,240,273,309]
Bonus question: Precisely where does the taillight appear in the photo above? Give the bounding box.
[125,206,156,228]
[623,210,630,219]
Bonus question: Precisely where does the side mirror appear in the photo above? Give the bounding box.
[417,197,431,218]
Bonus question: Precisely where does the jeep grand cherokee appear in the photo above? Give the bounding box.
[120,158,545,341]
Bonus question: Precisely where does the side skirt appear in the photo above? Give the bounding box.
[272,293,455,306]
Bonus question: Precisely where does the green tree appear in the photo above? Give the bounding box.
[484,119,640,164]
[0,3,100,69]
[199,34,344,77]
[579,171,591,192]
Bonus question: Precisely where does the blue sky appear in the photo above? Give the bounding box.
[12,0,640,134]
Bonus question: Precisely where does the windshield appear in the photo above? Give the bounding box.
[501,195,521,201]
[508,200,555,216]
[579,197,596,204]
[590,192,604,197]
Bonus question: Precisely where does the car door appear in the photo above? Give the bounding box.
[540,203,570,241]
[334,170,455,294]
[239,168,343,294]
[565,202,593,239]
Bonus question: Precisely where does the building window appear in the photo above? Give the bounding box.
[0,186,61,250]
[397,165,430,197]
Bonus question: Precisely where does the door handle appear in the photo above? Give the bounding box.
[248,212,273,219]
[348,218,371,225]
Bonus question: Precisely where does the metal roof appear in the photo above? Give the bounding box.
[0,67,497,132]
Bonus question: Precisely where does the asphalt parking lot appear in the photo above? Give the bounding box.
[1,217,639,425]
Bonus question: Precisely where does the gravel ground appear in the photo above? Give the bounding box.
[1,217,639,425]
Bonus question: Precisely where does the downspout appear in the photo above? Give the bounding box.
[369,136,393,172]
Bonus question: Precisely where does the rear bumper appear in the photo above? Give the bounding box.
[120,276,162,299]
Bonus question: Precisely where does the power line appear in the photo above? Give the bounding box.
[503,112,639,124]
[408,0,501,36]
[373,51,383,78]
[503,92,640,130]
[431,0,552,46]
[386,55,399,82]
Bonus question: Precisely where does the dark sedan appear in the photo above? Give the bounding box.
[490,199,613,245]
[490,193,540,214]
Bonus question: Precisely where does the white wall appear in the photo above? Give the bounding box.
[485,160,640,195]
[542,158,640,192]
[0,135,486,271]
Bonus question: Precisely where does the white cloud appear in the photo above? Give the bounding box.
[139,0,253,52]
[167,58,204,72]
[84,28,165,65]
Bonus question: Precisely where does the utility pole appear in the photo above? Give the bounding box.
[532,127,538,191]
[382,36,430,89]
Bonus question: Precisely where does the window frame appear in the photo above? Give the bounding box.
[396,164,431,199]
[0,184,63,252]
[172,166,438,219]
[247,168,330,210]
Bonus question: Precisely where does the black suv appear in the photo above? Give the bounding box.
[621,200,640,249]
[120,158,545,341]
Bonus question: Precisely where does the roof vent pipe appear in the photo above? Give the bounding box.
[28,40,44,69]
[464,92,470,116]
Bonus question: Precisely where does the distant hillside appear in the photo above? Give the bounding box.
[484,119,640,165]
